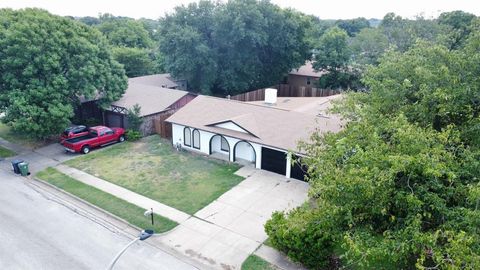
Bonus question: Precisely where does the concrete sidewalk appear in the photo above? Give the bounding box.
[55,164,191,224]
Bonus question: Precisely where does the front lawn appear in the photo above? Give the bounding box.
[241,255,278,270]
[36,167,178,233]
[64,135,244,214]
[0,145,15,158]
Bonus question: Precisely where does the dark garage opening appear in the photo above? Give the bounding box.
[261,147,286,176]
[290,155,308,181]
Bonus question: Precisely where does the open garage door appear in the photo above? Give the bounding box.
[261,147,286,176]
[290,155,308,181]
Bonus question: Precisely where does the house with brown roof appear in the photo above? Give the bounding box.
[166,91,342,180]
[104,74,195,135]
[287,61,327,88]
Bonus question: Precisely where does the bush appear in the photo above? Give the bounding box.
[265,206,337,269]
[127,104,143,131]
[125,129,141,141]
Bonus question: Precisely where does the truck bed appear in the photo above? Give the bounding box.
[64,134,96,144]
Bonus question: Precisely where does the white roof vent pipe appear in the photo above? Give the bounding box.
[264,88,277,105]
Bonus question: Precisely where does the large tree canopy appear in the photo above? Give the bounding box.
[0,9,127,139]
[158,0,311,95]
[94,14,161,77]
[266,35,480,269]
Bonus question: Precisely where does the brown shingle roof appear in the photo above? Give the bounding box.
[129,73,178,88]
[111,80,188,116]
[166,95,343,153]
[289,61,327,78]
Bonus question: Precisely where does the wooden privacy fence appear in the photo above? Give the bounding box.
[153,113,173,138]
[230,84,341,102]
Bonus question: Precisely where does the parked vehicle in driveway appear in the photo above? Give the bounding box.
[62,126,125,154]
[61,125,89,143]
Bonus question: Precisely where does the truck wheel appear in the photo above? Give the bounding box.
[81,146,90,154]
[118,135,125,142]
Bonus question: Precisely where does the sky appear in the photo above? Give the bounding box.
[0,0,478,20]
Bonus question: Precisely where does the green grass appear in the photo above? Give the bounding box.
[36,167,178,233]
[263,237,274,248]
[64,135,244,214]
[0,122,47,149]
[0,145,15,158]
[241,255,278,270]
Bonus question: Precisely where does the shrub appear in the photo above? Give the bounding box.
[125,129,141,141]
[265,206,337,269]
[126,104,143,131]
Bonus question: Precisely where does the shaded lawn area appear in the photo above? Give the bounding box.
[36,167,177,233]
[0,145,15,158]
[0,122,47,149]
[241,255,278,270]
[65,135,244,214]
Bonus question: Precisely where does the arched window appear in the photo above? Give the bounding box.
[184,127,191,146]
[192,129,200,149]
[221,137,229,152]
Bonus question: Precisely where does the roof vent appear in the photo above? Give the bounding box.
[265,88,277,105]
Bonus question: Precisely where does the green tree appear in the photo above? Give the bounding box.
[350,28,389,65]
[97,14,153,48]
[0,9,127,139]
[266,38,480,269]
[335,17,370,37]
[158,0,311,95]
[312,27,357,89]
[159,0,219,93]
[96,14,161,77]
[112,47,155,77]
[380,13,447,52]
[438,10,477,49]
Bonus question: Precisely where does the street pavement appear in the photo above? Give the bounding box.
[0,167,199,270]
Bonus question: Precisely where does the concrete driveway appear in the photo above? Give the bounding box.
[0,142,82,175]
[159,167,309,269]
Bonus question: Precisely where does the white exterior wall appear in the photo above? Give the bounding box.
[171,123,261,168]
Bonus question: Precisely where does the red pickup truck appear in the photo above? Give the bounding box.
[62,126,126,154]
[60,125,89,143]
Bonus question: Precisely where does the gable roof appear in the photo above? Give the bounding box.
[129,73,179,88]
[207,117,259,138]
[289,61,327,78]
[111,80,189,116]
[166,95,343,153]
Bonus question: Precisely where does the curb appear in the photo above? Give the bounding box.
[30,176,143,232]
[28,176,209,270]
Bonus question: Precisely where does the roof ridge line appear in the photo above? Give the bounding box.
[201,95,291,112]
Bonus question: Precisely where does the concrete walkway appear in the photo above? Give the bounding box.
[55,163,308,270]
[55,164,191,224]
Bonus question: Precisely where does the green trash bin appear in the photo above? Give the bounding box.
[18,162,29,176]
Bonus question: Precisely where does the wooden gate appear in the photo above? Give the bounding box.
[153,113,173,138]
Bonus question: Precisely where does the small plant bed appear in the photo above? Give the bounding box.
[0,145,15,158]
[64,135,244,214]
[36,167,178,233]
[0,122,48,149]
[241,255,278,270]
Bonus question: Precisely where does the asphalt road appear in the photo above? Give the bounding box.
[0,168,198,270]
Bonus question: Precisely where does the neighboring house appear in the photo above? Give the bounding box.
[129,73,188,91]
[104,76,196,136]
[166,92,343,181]
[287,61,327,88]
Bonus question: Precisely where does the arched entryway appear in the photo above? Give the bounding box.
[233,141,256,165]
[209,135,230,160]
